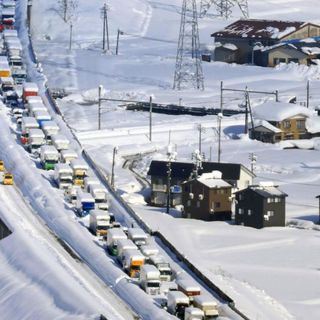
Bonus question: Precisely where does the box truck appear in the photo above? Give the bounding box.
[40,145,59,170]
[54,163,73,190]
[89,209,111,237]
[106,228,127,256]
[139,264,161,295]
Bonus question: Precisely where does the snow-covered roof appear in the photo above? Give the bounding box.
[40,145,58,154]
[140,245,159,256]
[215,42,238,51]
[54,163,73,173]
[301,46,320,55]
[23,82,38,92]
[197,171,231,189]
[60,148,78,158]
[306,116,320,134]
[51,134,69,143]
[128,227,148,239]
[90,209,110,218]
[252,119,282,133]
[41,120,59,130]
[70,159,89,170]
[193,294,218,307]
[177,279,201,292]
[253,101,312,121]
[22,116,39,126]
[28,128,45,137]
[167,290,189,304]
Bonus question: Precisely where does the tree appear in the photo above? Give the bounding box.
[58,0,78,23]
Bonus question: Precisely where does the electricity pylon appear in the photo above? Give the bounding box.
[173,0,204,91]
[199,0,249,19]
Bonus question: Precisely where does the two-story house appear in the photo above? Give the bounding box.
[235,182,288,229]
[182,171,233,221]
[250,101,313,143]
[147,160,254,207]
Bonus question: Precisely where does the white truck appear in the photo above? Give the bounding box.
[40,145,59,170]
[184,307,204,320]
[60,149,78,164]
[20,116,39,145]
[167,291,190,318]
[76,189,95,216]
[116,238,137,261]
[54,164,73,190]
[122,248,145,278]
[65,185,81,205]
[106,228,127,256]
[177,279,201,302]
[70,159,88,186]
[34,109,52,127]
[27,128,45,155]
[139,264,161,295]
[83,177,100,192]
[51,134,70,151]
[90,184,108,210]
[149,255,172,282]
[41,121,60,144]
[140,244,159,263]
[193,295,219,319]
[28,101,47,117]
[127,227,148,247]
[89,209,111,237]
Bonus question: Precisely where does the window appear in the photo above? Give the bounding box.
[274,197,281,203]
[267,210,274,217]
[283,120,291,129]
[296,120,305,130]
[267,197,274,203]
[238,194,243,201]
[196,201,200,208]
[187,200,191,207]
[288,58,299,64]
[248,209,252,216]
[238,208,244,215]
[215,202,221,209]
[273,57,286,65]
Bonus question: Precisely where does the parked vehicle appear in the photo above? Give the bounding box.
[60,148,78,164]
[0,76,14,93]
[193,295,219,319]
[12,67,27,85]
[149,255,172,282]
[20,116,39,145]
[22,82,38,101]
[5,91,19,108]
[51,133,70,151]
[3,172,13,185]
[25,95,42,109]
[40,145,59,170]
[41,121,59,144]
[54,163,73,190]
[89,209,111,237]
[176,279,201,302]
[34,109,51,127]
[139,264,161,295]
[70,159,88,186]
[127,227,148,247]
[0,61,11,77]
[83,177,100,192]
[140,244,159,263]
[116,238,137,260]
[27,128,45,155]
[184,307,204,320]
[76,189,95,216]
[65,185,81,205]
[122,248,145,278]
[0,160,4,171]
[106,228,127,256]
[89,184,108,210]
[167,291,190,318]
[28,101,47,117]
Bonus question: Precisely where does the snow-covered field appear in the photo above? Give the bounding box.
[29,0,320,319]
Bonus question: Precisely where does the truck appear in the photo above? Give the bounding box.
[25,95,42,108]
[140,244,159,263]
[0,76,14,93]
[139,264,161,295]
[27,128,45,155]
[83,177,100,192]
[127,227,148,247]
[167,291,190,318]
[22,82,38,102]
[51,134,70,151]
[70,159,88,186]
[116,239,137,260]
[106,228,127,256]
[41,121,60,144]
[122,248,145,278]
[65,185,81,205]
[176,279,201,302]
[0,61,11,77]
[149,255,172,282]
[34,109,52,127]
[20,116,39,144]
[28,101,47,117]
[184,307,204,320]
[12,67,27,85]
[60,148,78,164]
[76,189,95,216]
[40,145,59,170]
[89,184,108,211]
[193,295,219,319]
[54,163,73,190]
[89,209,111,237]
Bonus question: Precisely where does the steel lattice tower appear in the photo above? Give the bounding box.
[173,0,204,91]
[199,0,249,19]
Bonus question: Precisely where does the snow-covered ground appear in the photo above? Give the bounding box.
[30,0,320,319]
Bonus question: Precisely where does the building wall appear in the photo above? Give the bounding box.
[238,169,254,191]
[283,24,320,41]
[267,47,309,67]
[278,117,308,140]
[262,198,286,227]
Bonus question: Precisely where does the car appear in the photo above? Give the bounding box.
[3,173,13,185]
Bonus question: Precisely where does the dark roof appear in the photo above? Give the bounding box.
[147,160,254,180]
[211,19,307,40]
[236,185,288,198]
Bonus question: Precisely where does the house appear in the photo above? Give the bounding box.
[147,160,254,207]
[211,19,320,64]
[182,171,232,221]
[235,182,288,228]
[250,101,313,143]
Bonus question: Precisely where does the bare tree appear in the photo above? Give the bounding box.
[58,0,79,23]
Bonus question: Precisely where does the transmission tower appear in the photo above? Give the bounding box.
[173,0,204,91]
[199,0,249,19]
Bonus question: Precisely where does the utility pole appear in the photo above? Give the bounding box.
[27,0,33,29]
[101,2,110,52]
[111,146,118,189]
[149,96,153,141]
[166,160,172,214]
[198,124,202,154]
[249,152,257,174]
[98,85,102,130]
[220,81,223,115]
[69,22,73,50]
[217,113,223,163]
[244,87,249,134]
[307,80,310,108]
[316,195,320,225]
[116,29,123,55]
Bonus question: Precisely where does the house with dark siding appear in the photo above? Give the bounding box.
[235,182,288,229]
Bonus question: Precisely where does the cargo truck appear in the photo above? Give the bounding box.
[193,295,219,319]
[42,121,59,144]
[140,244,159,263]
[106,228,127,255]
[184,307,204,320]
[83,177,100,192]
[116,239,137,261]
[89,209,111,237]
[60,149,78,164]
[167,291,190,318]
[27,128,45,155]
[122,248,145,278]
[20,116,39,144]
[12,67,27,85]
[34,109,52,127]
[70,159,88,186]
[139,265,161,295]
[0,62,11,77]
[54,163,73,190]
[65,185,81,205]
[127,227,148,247]
[149,255,172,282]
[76,189,95,216]
[89,184,108,210]
[51,134,70,151]
[22,82,38,101]
[40,145,59,170]
[28,101,47,117]
[176,279,201,302]
[0,76,14,93]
